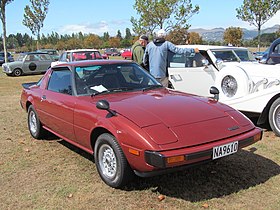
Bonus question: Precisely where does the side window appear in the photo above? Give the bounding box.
[59,53,67,62]
[47,69,72,95]
[272,43,280,54]
[38,54,51,61]
[169,53,206,68]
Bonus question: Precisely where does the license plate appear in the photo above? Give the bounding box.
[213,141,238,160]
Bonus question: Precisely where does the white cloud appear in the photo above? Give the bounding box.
[57,19,131,36]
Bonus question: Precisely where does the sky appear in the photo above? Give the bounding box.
[3,0,280,37]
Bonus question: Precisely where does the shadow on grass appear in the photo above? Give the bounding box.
[55,139,280,202]
[124,149,280,202]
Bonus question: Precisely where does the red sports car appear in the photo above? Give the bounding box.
[20,60,262,188]
[121,50,132,59]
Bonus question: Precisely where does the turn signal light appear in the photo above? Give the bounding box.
[129,148,140,156]
[166,155,185,164]
[254,132,262,141]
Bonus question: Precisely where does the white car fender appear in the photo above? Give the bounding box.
[215,66,252,101]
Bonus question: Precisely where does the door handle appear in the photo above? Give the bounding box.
[170,74,182,81]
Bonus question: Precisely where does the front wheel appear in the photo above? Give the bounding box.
[13,68,22,77]
[269,98,280,136]
[94,133,134,188]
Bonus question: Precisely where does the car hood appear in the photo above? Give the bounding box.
[2,60,22,66]
[223,62,280,78]
[106,89,254,146]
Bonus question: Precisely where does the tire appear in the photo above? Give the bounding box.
[13,68,22,77]
[94,133,134,188]
[27,105,47,139]
[269,98,280,136]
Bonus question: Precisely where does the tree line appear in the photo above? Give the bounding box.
[1,27,279,53]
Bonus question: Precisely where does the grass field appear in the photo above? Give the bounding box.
[0,66,280,210]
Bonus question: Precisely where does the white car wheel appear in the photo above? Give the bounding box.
[269,98,280,136]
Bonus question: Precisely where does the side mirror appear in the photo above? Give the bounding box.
[215,58,223,70]
[210,86,219,101]
[96,100,116,116]
[202,59,209,66]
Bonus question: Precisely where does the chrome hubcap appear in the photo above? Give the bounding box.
[29,111,37,134]
[273,104,280,132]
[221,75,237,97]
[99,144,117,178]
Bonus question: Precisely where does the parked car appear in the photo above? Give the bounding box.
[37,49,60,61]
[253,51,266,60]
[260,38,280,65]
[168,45,280,136]
[51,49,104,67]
[121,49,132,59]
[104,48,121,56]
[0,51,14,65]
[20,59,262,188]
[2,52,53,76]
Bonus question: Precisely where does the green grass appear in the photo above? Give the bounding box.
[0,68,280,209]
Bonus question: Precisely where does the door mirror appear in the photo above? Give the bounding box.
[210,86,219,101]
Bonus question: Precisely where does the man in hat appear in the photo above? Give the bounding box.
[143,29,199,87]
[131,35,149,69]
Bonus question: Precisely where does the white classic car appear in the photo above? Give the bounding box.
[168,45,280,136]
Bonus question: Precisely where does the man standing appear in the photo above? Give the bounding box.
[131,35,149,69]
[143,29,199,87]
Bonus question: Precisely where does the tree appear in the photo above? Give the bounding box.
[223,27,243,46]
[116,30,122,40]
[83,34,102,49]
[23,0,50,50]
[166,27,188,44]
[0,0,14,63]
[131,0,199,35]
[188,31,203,44]
[236,0,280,51]
[108,37,121,48]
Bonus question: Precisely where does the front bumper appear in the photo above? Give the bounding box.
[2,65,12,74]
[136,127,262,177]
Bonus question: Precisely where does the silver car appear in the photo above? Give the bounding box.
[2,52,53,76]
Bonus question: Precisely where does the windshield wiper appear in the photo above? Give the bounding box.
[90,87,135,97]
[91,90,110,97]
[142,84,163,91]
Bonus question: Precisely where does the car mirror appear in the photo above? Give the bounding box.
[96,100,116,116]
[215,58,223,69]
[202,59,209,66]
[209,86,219,101]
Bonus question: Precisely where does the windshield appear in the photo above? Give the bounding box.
[17,54,26,61]
[211,49,256,62]
[72,51,103,61]
[74,63,161,95]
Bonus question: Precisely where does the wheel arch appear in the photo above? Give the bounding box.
[90,127,113,154]
[13,68,23,76]
[257,93,280,125]
[25,101,33,112]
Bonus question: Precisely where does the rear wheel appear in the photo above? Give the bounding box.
[28,105,47,139]
[94,133,134,188]
[13,68,22,77]
[269,98,280,136]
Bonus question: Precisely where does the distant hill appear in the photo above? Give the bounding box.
[189,25,280,41]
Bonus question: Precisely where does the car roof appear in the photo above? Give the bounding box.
[64,49,100,53]
[177,45,248,51]
[53,59,133,68]
[20,52,49,55]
